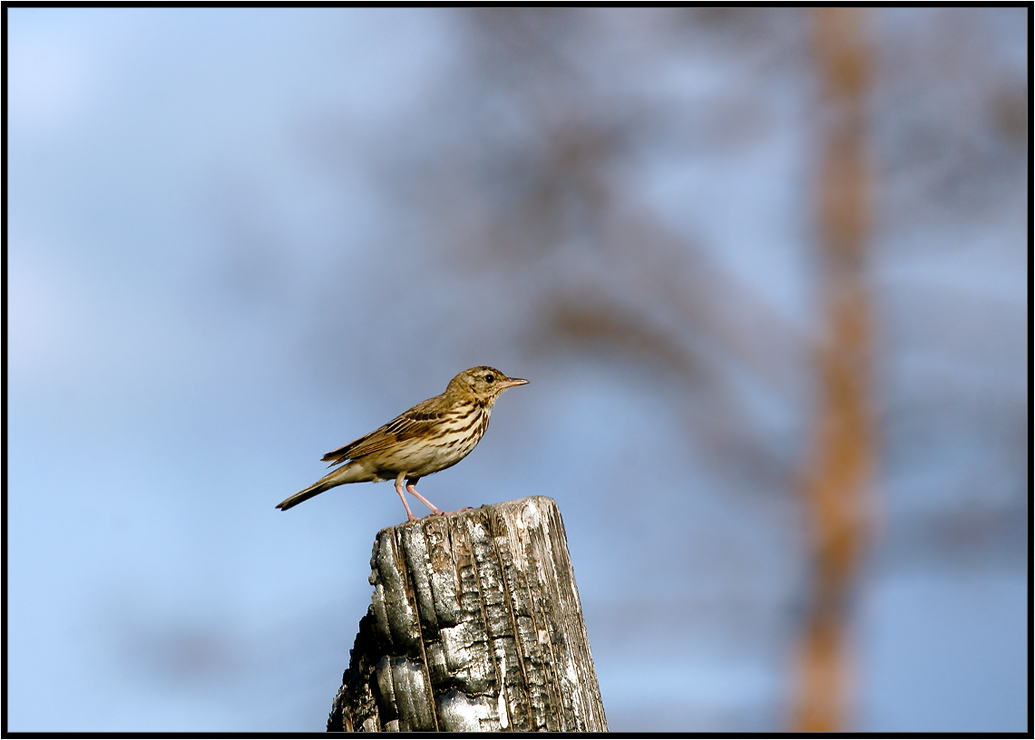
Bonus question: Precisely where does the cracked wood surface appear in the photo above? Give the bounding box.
[327,496,608,732]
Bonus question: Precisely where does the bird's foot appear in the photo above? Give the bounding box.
[421,507,471,518]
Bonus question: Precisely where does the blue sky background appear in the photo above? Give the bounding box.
[6,7,1028,732]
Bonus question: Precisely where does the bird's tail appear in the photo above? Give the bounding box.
[276,464,359,511]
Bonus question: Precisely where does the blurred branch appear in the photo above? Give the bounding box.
[439,9,810,490]
[791,7,876,732]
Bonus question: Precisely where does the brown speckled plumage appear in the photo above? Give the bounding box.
[276,366,527,521]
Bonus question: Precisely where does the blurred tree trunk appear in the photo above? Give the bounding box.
[792,7,877,732]
[327,496,608,732]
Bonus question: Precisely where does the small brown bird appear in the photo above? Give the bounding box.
[277,366,528,521]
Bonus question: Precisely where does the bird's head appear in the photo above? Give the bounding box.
[447,366,528,405]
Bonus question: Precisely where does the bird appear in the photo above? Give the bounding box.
[276,366,528,521]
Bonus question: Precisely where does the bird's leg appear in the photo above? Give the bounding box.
[405,481,445,516]
[394,474,418,522]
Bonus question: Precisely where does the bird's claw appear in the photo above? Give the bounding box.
[404,506,472,523]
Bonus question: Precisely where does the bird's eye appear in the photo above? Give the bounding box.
[485,374,495,383]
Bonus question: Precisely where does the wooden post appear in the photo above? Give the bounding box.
[327,496,608,732]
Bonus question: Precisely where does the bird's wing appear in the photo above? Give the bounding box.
[321,397,451,465]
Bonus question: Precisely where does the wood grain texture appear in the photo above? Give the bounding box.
[327,496,608,732]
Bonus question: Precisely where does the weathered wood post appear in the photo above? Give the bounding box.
[327,496,608,732]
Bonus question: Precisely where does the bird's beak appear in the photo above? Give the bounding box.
[501,378,529,389]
